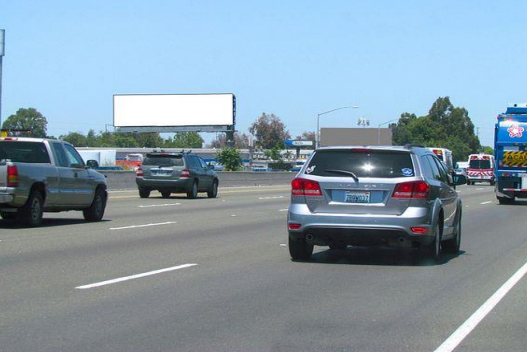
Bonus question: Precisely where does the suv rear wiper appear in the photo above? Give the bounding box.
[324,169,359,182]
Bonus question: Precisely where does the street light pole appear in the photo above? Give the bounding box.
[316,105,358,148]
[377,118,399,145]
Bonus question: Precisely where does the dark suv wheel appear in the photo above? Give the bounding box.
[187,181,198,199]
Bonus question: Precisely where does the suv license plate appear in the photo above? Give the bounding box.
[345,191,370,203]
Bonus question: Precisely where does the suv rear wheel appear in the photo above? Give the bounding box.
[425,222,442,261]
[139,188,150,198]
[289,236,314,261]
[187,181,198,199]
[443,211,461,254]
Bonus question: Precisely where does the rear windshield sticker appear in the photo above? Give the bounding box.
[402,168,414,177]
[305,165,316,174]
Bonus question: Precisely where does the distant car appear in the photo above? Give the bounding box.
[454,167,467,177]
[290,159,306,172]
[210,163,224,171]
[252,165,271,172]
[287,146,466,261]
[136,150,218,199]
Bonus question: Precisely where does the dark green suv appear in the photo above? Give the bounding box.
[135,151,218,199]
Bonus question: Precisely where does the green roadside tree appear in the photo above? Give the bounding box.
[216,148,242,171]
[60,132,88,146]
[2,108,48,137]
[249,113,291,149]
[165,132,204,148]
[392,97,481,163]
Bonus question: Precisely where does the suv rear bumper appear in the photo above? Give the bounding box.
[287,204,434,248]
[136,177,191,191]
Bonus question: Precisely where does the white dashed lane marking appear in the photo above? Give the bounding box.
[110,222,176,230]
[138,203,181,208]
[76,264,198,289]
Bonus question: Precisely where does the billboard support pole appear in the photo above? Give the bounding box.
[0,29,5,130]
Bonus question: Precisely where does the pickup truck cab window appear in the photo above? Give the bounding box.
[51,142,69,167]
[63,144,85,168]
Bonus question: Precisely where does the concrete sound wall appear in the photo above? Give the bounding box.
[100,171,296,190]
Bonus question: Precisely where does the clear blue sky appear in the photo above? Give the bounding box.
[1,0,526,147]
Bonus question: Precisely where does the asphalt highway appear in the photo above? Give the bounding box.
[1,184,527,351]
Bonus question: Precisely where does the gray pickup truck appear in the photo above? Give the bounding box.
[0,137,108,227]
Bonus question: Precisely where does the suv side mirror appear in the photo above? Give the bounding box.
[453,173,467,185]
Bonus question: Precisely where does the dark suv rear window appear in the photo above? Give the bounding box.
[143,154,184,166]
[305,149,414,178]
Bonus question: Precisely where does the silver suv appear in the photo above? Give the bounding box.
[287,146,466,261]
[136,151,218,199]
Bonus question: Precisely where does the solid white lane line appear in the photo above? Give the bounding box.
[109,222,176,230]
[138,203,181,208]
[476,188,484,190]
[76,264,198,289]
[434,260,527,352]
[480,201,492,205]
[259,196,284,200]
[279,209,288,212]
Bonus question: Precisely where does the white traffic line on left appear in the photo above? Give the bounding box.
[480,201,492,205]
[259,196,284,200]
[109,222,176,230]
[76,263,198,289]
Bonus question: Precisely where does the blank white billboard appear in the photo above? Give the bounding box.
[113,94,235,130]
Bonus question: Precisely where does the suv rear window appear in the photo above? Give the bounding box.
[143,154,184,166]
[305,149,414,178]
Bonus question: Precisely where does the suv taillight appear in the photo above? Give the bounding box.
[291,178,322,196]
[7,165,19,187]
[393,181,429,199]
[180,169,190,178]
[136,167,144,177]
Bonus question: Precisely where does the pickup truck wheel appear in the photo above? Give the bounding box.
[20,191,43,227]
[207,180,218,198]
[83,189,107,222]
[187,181,198,199]
[0,211,18,220]
[161,191,171,198]
[139,188,150,198]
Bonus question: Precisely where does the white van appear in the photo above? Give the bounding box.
[428,147,454,173]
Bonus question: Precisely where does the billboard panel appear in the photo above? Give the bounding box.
[113,93,235,132]
[320,128,393,147]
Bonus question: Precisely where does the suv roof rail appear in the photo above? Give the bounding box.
[403,144,425,149]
